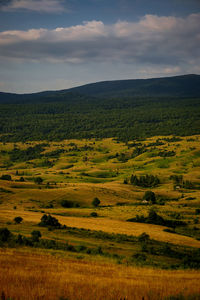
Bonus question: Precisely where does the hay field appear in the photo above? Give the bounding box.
[0,249,200,300]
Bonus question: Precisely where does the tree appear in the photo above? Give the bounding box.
[123,178,128,184]
[130,174,134,184]
[92,197,100,207]
[138,232,150,243]
[31,230,42,242]
[143,191,156,204]
[0,228,11,242]
[34,177,43,185]
[14,216,23,224]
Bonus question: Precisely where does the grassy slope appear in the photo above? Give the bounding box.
[0,136,200,236]
[1,249,200,300]
[0,135,200,299]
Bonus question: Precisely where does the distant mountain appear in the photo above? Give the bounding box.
[0,74,200,103]
[66,74,200,98]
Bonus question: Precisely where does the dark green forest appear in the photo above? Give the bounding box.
[0,95,199,142]
[0,74,200,142]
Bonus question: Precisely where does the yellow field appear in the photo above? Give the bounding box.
[0,249,200,300]
[1,209,200,248]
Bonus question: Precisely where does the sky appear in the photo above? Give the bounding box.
[0,0,200,93]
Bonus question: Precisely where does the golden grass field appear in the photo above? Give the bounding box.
[0,136,200,299]
[1,249,200,300]
[1,209,200,248]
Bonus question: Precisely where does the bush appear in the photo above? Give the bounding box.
[14,216,23,224]
[61,200,78,208]
[132,253,147,261]
[92,197,101,207]
[90,212,98,217]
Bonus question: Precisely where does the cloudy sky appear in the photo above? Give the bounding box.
[0,0,200,93]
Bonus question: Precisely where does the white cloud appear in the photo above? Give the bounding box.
[2,0,66,13]
[0,13,199,70]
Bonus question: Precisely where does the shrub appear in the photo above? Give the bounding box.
[90,212,98,217]
[14,216,23,224]
[132,253,147,261]
[163,228,175,233]
[61,200,75,208]
[92,197,101,207]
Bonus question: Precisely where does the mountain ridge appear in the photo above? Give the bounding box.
[0,74,200,103]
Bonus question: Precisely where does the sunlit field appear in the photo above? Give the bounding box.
[0,135,200,299]
[1,249,200,300]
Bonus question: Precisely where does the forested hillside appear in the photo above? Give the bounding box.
[0,74,200,142]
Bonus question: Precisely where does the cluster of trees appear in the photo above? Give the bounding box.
[0,174,12,181]
[9,144,47,162]
[131,146,148,158]
[125,174,160,188]
[170,175,197,189]
[157,150,176,157]
[61,199,80,208]
[127,209,186,228]
[38,214,63,229]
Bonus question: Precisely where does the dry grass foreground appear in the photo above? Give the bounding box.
[0,249,200,300]
[1,209,200,248]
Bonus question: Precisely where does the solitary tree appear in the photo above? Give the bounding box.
[0,228,11,242]
[143,191,156,204]
[92,197,101,207]
[138,232,150,243]
[14,216,23,224]
[31,230,42,242]
[34,177,43,185]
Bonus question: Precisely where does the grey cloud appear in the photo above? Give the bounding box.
[0,14,199,67]
[0,0,66,13]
